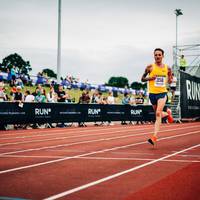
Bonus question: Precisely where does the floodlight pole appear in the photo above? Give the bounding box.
[174,9,183,68]
[57,0,62,83]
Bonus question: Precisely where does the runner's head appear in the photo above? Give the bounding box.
[154,48,164,64]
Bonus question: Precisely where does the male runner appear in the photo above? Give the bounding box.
[141,48,173,145]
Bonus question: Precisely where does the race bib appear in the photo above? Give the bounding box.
[155,76,166,87]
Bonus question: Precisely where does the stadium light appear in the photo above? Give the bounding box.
[174,9,183,68]
[57,0,62,83]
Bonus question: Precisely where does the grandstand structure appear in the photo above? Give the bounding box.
[172,44,200,121]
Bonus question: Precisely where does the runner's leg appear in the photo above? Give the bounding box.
[154,95,167,137]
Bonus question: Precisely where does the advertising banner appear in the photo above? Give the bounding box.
[180,71,200,118]
[0,102,155,125]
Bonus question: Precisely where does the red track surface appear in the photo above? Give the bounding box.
[0,122,200,200]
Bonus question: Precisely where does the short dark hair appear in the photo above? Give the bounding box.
[154,48,164,55]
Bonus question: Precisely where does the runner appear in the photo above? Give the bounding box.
[141,48,173,145]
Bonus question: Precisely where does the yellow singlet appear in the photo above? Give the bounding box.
[149,63,168,94]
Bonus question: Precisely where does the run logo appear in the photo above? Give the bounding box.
[88,108,101,115]
[131,109,142,116]
[186,80,200,101]
[35,108,51,115]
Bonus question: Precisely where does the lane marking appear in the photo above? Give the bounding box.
[2,122,193,137]
[0,130,199,175]
[0,123,199,143]
[0,125,150,140]
[0,126,152,147]
[1,155,199,163]
[78,156,200,163]
[0,125,198,156]
[44,143,200,200]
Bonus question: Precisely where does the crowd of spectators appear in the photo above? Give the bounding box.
[1,66,171,130]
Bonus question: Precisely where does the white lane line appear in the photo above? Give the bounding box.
[0,125,197,156]
[0,125,149,140]
[0,126,152,147]
[77,156,200,163]
[0,130,199,175]
[0,123,199,142]
[0,122,183,137]
[43,143,200,200]
[2,122,199,138]
[1,155,200,163]
[0,155,64,159]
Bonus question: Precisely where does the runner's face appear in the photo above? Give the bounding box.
[154,50,163,63]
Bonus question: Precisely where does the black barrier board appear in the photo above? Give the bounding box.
[0,102,155,125]
[180,71,200,118]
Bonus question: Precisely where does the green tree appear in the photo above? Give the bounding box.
[130,81,147,90]
[107,76,129,88]
[1,53,32,74]
[42,68,57,78]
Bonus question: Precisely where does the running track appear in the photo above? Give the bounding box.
[0,122,200,200]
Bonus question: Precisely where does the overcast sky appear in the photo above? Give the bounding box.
[0,0,199,84]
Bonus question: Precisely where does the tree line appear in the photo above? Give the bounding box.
[0,53,146,90]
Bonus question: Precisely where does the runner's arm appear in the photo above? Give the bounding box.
[141,65,156,82]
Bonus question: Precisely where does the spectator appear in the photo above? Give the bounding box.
[122,93,130,105]
[10,65,16,86]
[179,55,187,71]
[95,92,103,104]
[56,85,68,102]
[167,88,173,105]
[16,77,24,88]
[79,90,90,104]
[107,92,115,104]
[78,91,90,127]
[35,88,46,103]
[0,82,7,102]
[47,86,57,103]
[102,96,108,104]
[170,73,177,101]
[135,93,144,105]
[90,90,98,103]
[130,94,136,105]
[24,90,35,102]
[7,68,12,85]
[121,93,130,125]
[36,72,45,85]
[12,86,23,103]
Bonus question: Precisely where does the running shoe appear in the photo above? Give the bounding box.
[167,108,174,123]
[148,136,157,146]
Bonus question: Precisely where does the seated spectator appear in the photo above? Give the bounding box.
[79,90,90,104]
[56,85,67,102]
[130,94,136,105]
[135,92,144,105]
[0,82,7,102]
[35,88,47,103]
[107,92,115,104]
[95,92,103,104]
[47,86,57,103]
[24,90,35,102]
[12,86,23,103]
[16,77,24,88]
[122,93,130,105]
